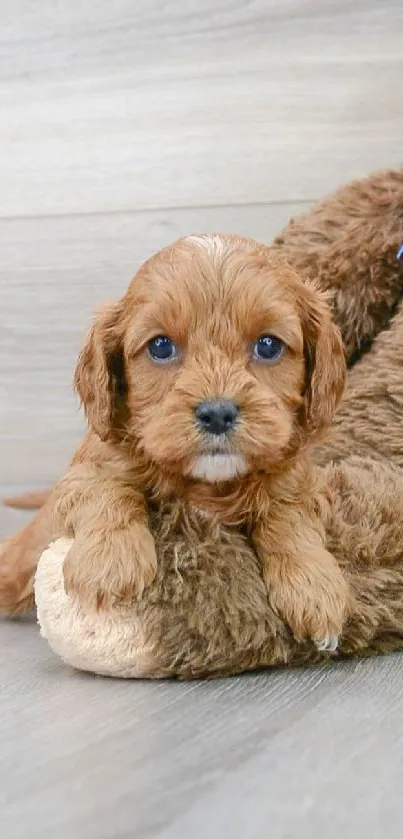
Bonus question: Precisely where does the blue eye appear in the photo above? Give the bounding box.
[147,335,177,363]
[253,335,285,363]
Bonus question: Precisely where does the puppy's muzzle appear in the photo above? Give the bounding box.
[195,399,239,436]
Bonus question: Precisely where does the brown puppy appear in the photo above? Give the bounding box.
[8,168,403,511]
[0,235,348,649]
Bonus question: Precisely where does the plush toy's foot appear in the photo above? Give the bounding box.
[36,539,156,679]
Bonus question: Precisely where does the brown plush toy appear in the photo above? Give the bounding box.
[5,167,403,679]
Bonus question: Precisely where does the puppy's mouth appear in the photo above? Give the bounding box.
[184,430,248,483]
[189,448,248,483]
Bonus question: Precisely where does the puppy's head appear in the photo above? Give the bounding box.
[75,234,345,483]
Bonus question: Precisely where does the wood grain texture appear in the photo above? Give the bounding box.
[1,1,403,836]
[1,0,402,217]
[1,613,403,839]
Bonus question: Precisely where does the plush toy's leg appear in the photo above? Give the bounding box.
[0,501,54,615]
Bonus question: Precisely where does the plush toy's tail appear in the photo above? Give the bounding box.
[3,490,51,509]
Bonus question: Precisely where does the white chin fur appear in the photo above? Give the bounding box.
[190,453,248,483]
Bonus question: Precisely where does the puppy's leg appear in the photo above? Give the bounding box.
[253,511,349,650]
[0,501,54,615]
[3,489,51,509]
[54,466,157,610]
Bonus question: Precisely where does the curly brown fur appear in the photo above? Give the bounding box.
[314,300,403,468]
[0,498,54,615]
[274,166,403,362]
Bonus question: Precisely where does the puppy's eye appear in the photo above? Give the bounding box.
[253,334,285,363]
[147,335,177,363]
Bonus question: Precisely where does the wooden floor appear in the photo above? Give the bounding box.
[1,2,403,836]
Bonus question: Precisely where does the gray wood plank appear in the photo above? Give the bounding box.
[0,0,402,217]
[1,1,403,837]
[1,629,403,839]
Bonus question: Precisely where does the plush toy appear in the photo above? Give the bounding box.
[22,168,403,676]
[36,455,403,679]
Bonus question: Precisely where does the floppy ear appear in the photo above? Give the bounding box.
[299,283,346,435]
[74,300,126,441]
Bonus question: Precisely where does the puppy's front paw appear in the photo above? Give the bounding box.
[265,559,348,652]
[63,524,158,611]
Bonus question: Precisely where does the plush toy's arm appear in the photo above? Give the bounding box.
[53,464,157,610]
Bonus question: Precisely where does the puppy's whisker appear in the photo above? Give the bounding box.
[200,432,233,454]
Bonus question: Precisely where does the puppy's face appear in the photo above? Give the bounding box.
[75,235,346,484]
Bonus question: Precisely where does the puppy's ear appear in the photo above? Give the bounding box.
[299,283,346,435]
[74,301,126,440]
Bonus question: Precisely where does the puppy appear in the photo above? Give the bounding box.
[0,234,349,648]
[274,166,403,362]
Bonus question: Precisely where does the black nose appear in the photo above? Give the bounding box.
[195,399,239,436]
